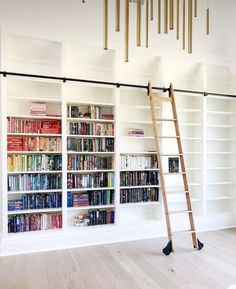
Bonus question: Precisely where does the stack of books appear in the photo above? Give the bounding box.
[30,103,47,116]
[128,128,144,137]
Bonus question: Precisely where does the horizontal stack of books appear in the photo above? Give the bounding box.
[128,128,144,137]
[67,155,113,170]
[120,188,159,203]
[67,138,114,152]
[121,155,157,170]
[30,103,47,116]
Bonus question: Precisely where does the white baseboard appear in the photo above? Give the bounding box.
[1,214,236,256]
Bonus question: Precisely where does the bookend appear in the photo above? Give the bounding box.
[162,241,173,256]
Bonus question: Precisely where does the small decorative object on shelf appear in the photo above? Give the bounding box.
[74,214,90,227]
[30,102,47,116]
[128,128,144,137]
[168,157,179,173]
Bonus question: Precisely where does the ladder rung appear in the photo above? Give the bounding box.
[166,190,190,194]
[156,118,177,122]
[173,229,196,234]
[162,172,186,175]
[169,210,192,215]
[153,96,172,102]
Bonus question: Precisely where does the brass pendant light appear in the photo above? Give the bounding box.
[85,0,211,62]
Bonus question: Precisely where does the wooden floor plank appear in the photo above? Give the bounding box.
[0,229,236,289]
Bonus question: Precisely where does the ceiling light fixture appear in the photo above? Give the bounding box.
[83,0,210,62]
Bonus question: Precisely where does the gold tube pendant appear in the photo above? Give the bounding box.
[116,0,120,32]
[206,8,210,35]
[164,0,168,33]
[183,0,186,49]
[170,0,174,30]
[104,0,108,50]
[194,0,197,17]
[158,0,161,34]
[188,0,193,54]
[146,0,149,47]
[151,0,154,20]
[177,0,179,39]
[125,0,129,62]
[137,0,141,46]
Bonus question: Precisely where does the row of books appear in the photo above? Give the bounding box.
[67,190,114,207]
[120,188,159,203]
[67,155,113,171]
[67,172,114,189]
[8,213,62,233]
[68,122,114,136]
[8,118,61,134]
[7,136,62,152]
[88,210,115,226]
[8,193,62,211]
[7,154,62,172]
[67,105,114,120]
[120,171,159,186]
[8,174,62,191]
[67,138,114,152]
[120,155,158,170]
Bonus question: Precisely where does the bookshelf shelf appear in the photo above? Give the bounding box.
[177,108,202,113]
[67,187,115,192]
[120,105,160,110]
[207,124,235,128]
[120,185,160,189]
[7,170,62,174]
[67,101,114,107]
[8,115,62,120]
[7,133,62,137]
[206,196,236,201]
[207,182,235,185]
[207,167,234,170]
[8,208,62,215]
[67,135,115,139]
[7,151,62,154]
[207,110,236,115]
[120,201,160,207]
[67,118,114,123]
[67,169,115,173]
[8,189,63,195]
[7,96,61,104]
[120,169,159,172]
[67,152,115,155]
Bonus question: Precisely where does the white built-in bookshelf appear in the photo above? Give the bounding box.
[1,33,236,255]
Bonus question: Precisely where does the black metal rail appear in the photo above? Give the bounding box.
[1,70,236,98]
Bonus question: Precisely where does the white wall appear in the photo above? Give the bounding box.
[0,0,234,68]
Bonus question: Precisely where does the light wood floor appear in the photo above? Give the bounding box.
[1,229,236,289]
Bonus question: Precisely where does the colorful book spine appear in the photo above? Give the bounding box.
[8,173,62,191]
[120,188,159,203]
[8,213,62,233]
[8,192,62,211]
[7,136,62,152]
[120,171,159,186]
[8,118,61,134]
[67,138,114,152]
[7,154,62,172]
[67,155,113,170]
[67,172,114,189]
[68,122,114,136]
[67,190,114,207]
[120,155,158,170]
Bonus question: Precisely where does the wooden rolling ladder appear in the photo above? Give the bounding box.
[148,81,204,255]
